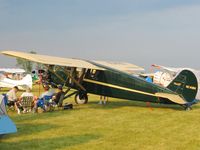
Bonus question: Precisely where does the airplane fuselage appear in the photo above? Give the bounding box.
[82,68,174,104]
[49,66,176,104]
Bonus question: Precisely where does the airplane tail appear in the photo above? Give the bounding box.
[167,70,198,103]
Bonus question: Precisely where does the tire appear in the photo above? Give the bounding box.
[75,93,88,104]
[185,106,192,111]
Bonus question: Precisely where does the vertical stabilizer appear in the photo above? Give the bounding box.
[167,70,198,102]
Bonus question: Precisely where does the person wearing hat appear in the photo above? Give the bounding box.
[34,84,56,112]
[38,84,55,99]
[52,85,65,106]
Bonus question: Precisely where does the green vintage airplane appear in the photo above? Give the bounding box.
[1,51,198,110]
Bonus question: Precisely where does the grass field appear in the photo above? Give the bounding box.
[1,85,200,150]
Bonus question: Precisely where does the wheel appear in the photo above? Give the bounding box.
[185,106,192,111]
[75,93,88,104]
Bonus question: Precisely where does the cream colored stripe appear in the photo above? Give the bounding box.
[83,79,155,97]
[83,79,186,104]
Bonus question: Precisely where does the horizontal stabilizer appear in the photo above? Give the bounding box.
[155,93,187,105]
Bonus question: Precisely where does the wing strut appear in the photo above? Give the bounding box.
[45,65,86,91]
[61,67,86,91]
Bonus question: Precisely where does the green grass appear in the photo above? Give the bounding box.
[1,84,200,150]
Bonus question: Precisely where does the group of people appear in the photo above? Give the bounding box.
[2,83,109,114]
[3,84,65,114]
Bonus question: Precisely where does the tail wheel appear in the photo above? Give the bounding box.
[185,106,192,111]
[75,93,88,104]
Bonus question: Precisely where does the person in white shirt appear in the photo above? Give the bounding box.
[6,86,19,107]
[39,84,55,99]
[34,84,55,112]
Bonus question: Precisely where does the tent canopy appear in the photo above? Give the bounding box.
[0,95,17,135]
[0,95,6,115]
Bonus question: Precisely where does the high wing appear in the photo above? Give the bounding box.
[1,51,143,74]
[1,51,104,70]
[93,61,144,74]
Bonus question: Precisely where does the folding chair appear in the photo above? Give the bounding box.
[21,96,33,113]
[43,95,54,111]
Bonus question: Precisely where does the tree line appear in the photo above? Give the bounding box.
[16,51,44,73]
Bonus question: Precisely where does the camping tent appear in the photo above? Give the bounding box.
[0,95,17,135]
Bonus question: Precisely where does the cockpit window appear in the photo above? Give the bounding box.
[86,69,100,80]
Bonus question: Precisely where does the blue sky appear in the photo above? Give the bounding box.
[1,0,200,70]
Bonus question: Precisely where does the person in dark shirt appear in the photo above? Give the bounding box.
[53,85,64,106]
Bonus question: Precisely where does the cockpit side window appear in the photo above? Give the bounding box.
[85,69,100,80]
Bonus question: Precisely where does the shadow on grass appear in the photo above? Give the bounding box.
[88,100,187,111]
[0,134,101,150]
[1,122,58,140]
[10,110,72,122]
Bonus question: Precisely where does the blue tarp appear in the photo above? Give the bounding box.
[145,76,153,83]
[0,115,17,135]
[0,95,17,135]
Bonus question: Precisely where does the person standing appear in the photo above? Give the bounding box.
[52,85,65,106]
[99,96,108,105]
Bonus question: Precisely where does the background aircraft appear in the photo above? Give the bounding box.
[0,68,32,90]
[144,64,200,100]
[1,51,198,110]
